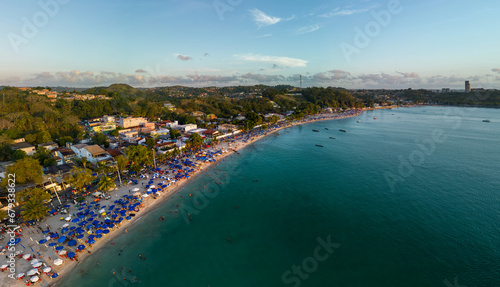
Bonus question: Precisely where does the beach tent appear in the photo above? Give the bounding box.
[22,254,31,259]
[32,262,42,268]
[43,267,51,273]
[54,259,63,266]
[30,276,40,282]
[27,269,38,276]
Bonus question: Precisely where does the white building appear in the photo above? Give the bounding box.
[175,124,197,132]
[118,117,148,128]
[81,145,112,164]
[70,144,88,158]
[151,129,170,137]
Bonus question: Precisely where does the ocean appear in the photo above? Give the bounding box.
[61,106,500,287]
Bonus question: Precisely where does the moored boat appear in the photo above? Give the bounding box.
[315,144,324,147]
[339,129,347,132]
[312,129,320,132]
[483,119,491,122]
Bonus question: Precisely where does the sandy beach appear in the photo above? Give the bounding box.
[0,109,363,287]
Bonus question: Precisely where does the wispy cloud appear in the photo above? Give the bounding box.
[249,9,281,28]
[319,5,378,17]
[176,54,193,61]
[296,24,322,35]
[235,53,308,68]
[135,69,147,73]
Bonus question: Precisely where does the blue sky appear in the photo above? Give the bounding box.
[1,0,500,89]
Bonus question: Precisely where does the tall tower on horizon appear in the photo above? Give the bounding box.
[465,81,471,93]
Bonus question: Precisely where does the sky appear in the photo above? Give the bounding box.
[1,0,500,89]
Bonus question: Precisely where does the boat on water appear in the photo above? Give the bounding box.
[339,129,347,132]
[324,128,329,130]
[315,144,324,147]
[373,117,377,120]
[483,119,491,122]
[329,137,336,139]
[312,129,320,132]
[357,120,361,123]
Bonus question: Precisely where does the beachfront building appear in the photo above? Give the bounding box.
[81,145,112,164]
[202,129,219,139]
[12,138,36,156]
[117,117,148,128]
[186,128,207,136]
[217,124,238,133]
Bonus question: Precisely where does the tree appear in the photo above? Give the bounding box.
[2,157,42,185]
[17,188,51,204]
[115,155,128,174]
[67,167,95,192]
[21,199,49,221]
[43,157,57,166]
[33,146,51,165]
[98,176,116,192]
[92,133,108,146]
[145,138,156,149]
[0,144,13,161]
[58,136,73,147]
[170,129,181,140]
[124,145,153,166]
[109,129,119,137]
[11,149,26,161]
[186,133,203,149]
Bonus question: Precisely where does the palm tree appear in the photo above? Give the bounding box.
[80,157,89,169]
[98,176,116,192]
[21,199,49,221]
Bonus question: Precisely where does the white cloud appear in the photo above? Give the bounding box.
[296,24,321,35]
[319,5,378,17]
[176,54,193,61]
[249,9,281,27]
[235,53,308,68]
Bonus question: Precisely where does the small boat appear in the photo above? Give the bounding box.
[324,128,329,130]
[339,129,347,132]
[482,119,491,122]
[329,137,336,139]
[315,144,324,147]
[357,120,361,123]
[312,129,320,132]
[373,117,377,120]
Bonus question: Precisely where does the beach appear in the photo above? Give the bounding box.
[0,109,364,287]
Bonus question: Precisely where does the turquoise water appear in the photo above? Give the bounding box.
[61,107,500,287]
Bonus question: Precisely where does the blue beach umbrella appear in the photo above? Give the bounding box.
[51,273,59,278]
[67,252,75,258]
[88,239,95,244]
[69,226,76,230]
[61,228,68,233]
[67,240,77,246]
[55,246,63,251]
[57,236,67,243]
[68,231,75,236]
[64,204,71,208]
[48,243,57,247]
[95,230,103,235]
[71,218,79,223]
[77,245,86,250]
[76,234,84,239]
[103,229,110,234]
[126,216,132,220]
[38,239,47,244]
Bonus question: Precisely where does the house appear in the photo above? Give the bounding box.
[191,111,204,118]
[163,103,176,111]
[81,145,112,164]
[217,124,238,133]
[70,144,88,158]
[38,141,59,151]
[12,139,36,156]
[52,147,76,165]
[105,148,124,159]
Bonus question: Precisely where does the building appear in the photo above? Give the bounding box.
[38,141,59,151]
[70,144,89,158]
[465,81,471,93]
[105,148,124,159]
[206,114,217,120]
[151,129,170,137]
[191,111,204,118]
[52,147,76,165]
[81,145,112,164]
[102,115,116,123]
[92,122,117,133]
[202,129,219,138]
[175,124,197,133]
[117,117,148,128]
[163,103,176,111]
[217,124,238,133]
[12,138,36,156]
[187,128,207,135]
[441,88,451,93]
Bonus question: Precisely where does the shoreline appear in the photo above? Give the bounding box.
[3,109,367,287]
